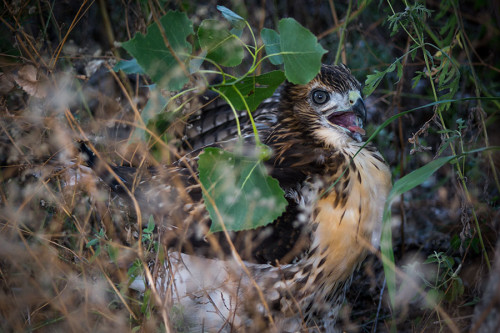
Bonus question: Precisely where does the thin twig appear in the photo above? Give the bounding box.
[372,277,386,333]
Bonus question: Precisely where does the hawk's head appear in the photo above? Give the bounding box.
[279,64,366,147]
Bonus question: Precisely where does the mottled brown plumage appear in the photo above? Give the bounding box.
[91,64,392,332]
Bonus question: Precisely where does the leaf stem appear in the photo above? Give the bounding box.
[230,85,261,146]
[211,87,243,137]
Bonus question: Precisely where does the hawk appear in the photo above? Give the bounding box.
[85,64,392,332]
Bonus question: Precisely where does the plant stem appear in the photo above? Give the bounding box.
[452,2,500,195]
[211,87,243,137]
[411,8,491,271]
[231,85,261,146]
[334,0,352,65]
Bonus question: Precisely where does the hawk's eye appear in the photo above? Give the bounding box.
[311,89,329,105]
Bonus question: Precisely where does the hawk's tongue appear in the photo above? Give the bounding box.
[328,112,365,135]
[348,125,365,135]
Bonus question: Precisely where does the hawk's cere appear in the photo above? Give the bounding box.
[87,64,392,331]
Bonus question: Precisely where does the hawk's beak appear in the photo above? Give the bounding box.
[351,98,366,125]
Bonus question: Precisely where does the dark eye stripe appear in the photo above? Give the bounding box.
[311,90,329,105]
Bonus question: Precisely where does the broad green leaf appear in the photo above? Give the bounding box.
[381,155,457,308]
[261,28,283,65]
[198,147,288,233]
[121,11,193,91]
[113,58,145,74]
[198,19,244,67]
[279,18,327,84]
[217,70,285,112]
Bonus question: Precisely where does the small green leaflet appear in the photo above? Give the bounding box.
[198,147,288,233]
[121,11,193,91]
[363,61,398,97]
[216,5,246,30]
[198,19,244,67]
[217,70,286,112]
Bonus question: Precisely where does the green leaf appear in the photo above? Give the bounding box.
[443,255,455,269]
[198,19,244,67]
[438,62,450,87]
[381,155,457,309]
[425,289,444,309]
[144,215,155,233]
[410,48,418,61]
[141,289,151,314]
[86,238,99,248]
[412,71,424,89]
[363,71,384,96]
[261,28,283,65]
[462,297,481,307]
[198,147,288,233]
[425,49,434,66]
[278,18,327,84]
[127,259,142,279]
[107,244,118,262]
[121,11,193,91]
[396,60,403,82]
[113,58,145,74]
[424,255,439,264]
[217,70,286,111]
[216,5,246,30]
[450,234,461,250]
[389,156,457,204]
[470,237,480,254]
[363,61,399,96]
[441,16,457,45]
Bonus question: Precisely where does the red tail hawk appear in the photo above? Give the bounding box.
[86,64,392,331]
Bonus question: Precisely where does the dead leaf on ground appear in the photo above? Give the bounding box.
[14,64,49,98]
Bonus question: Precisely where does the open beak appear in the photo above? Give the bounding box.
[325,92,367,143]
[351,98,366,125]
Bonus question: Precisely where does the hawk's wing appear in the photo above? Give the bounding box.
[181,89,281,150]
[81,88,313,265]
